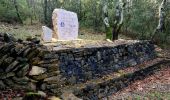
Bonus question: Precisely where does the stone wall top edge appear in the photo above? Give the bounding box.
[46,40,153,53]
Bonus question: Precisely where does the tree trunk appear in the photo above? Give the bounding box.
[44,0,48,25]
[112,0,125,41]
[92,0,97,31]
[60,0,64,8]
[14,0,23,24]
[103,0,112,39]
[79,0,82,21]
[26,0,34,25]
[152,0,166,40]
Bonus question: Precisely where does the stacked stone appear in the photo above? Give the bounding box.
[36,40,157,97]
[30,54,64,96]
[0,33,28,90]
[0,33,17,43]
[0,32,158,99]
[0,33,54,93]
[47,41,156,84]
[0,33,65,96]
[73,59,165,99]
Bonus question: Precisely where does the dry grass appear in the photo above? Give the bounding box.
[0,22,130,41]
[0,22,42,40]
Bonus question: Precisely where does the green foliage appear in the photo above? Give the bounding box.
[106,27,112,40]
[0,0,170,43]
[0,0,32,23]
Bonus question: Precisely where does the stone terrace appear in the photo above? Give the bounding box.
[0,33,160,99]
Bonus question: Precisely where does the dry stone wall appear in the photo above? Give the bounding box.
[0,33,48,91]
[44,41,156,84]
[0,33,156,97]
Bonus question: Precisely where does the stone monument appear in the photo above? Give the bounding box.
[42,26,53,42]
[52,9,79,40]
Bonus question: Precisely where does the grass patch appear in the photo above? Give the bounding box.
[0,23,42,40]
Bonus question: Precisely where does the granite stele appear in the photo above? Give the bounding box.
[52,9,79,40]
[42,9,79,42]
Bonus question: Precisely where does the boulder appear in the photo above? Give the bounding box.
[29,66,47,76]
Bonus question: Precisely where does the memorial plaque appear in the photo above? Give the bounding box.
[52,9,79,40]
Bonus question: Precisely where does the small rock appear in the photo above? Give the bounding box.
[44,76,60,82]
[12,97,23,100]
[29,66,47,76]
[0,72,15,79]
[27,49,39,59]
[23,91,45,100]
[48,96,61,100]
[32,74,48,81]
[0,54,8,65]
[23,48,31,57]
[97,51,101,61]
[5,60,19,72]
[40,83,47,90]
[4,79,14,86]
[0,80,6,89]
[68,76,77,84]
[38,59,59,65]
[33,71,60,81]
[17,64,30,77]
[4,33,16,42]
[37,91,47,98]
[61,91,82,100]
[12,76,29,85]
[28,82,37,91]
